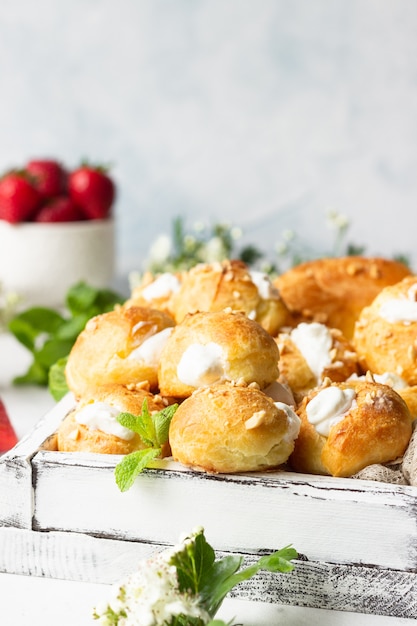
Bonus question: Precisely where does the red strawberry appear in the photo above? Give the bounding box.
[26,159,68,199]
[0,171,41,223]
[68,164,115,220]
[33,196,85,223]
[0,398,18,452]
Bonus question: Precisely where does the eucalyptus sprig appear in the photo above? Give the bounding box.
[114,400,178,492]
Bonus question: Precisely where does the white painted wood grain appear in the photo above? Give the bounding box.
[1,394,417,620]
[31,450,417,572]
[0,527,416,619]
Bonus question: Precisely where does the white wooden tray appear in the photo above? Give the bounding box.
[0,394,416,619]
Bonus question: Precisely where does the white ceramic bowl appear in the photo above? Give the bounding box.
[0,219,115,308]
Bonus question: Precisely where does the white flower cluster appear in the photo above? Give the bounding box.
[93,544,210,626]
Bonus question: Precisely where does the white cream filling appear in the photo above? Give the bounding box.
[290,322,333,382]
[274,402,301,445]
[75,401,134,440]
[379,284,417,324]
[128,327,173,368]
[306,386,356,437]
[348,371,408,391]
[249,270,278,300]
[177,342,228,387]
[141,273,181,301]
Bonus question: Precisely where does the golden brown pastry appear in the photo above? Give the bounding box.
[290,379,412,477]
[125,271,181,319]
[57,384,171,454]
[348,371,417,423]
[274,256,411,340]
[171,259,292,335]
[65,306,175,398]
[169,383,301,473]
[276,322,360,403]
[353,276,417,385]
[158,310,280,398]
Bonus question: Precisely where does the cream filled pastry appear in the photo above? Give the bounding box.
[276,322,360,402]
[274,256,410,339]
[57,384,171,455]
[348,370,417,423]
[65,306,175,398]
[125,271,181,318]
[170,259,292,335]
[158,310,280,398]
[353,276,417,385]
[169,383,301,473]
[290,379,412,477]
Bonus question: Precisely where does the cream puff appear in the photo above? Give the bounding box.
[65,306,175,398]
[57,384,171,455]
[274,256,411,340]
[158,310,280,398]
[353,276,417,385]
[276,322,360,403]
[125,271,181,319]
[169,383,301,473]
[171,259,292,335]
[290,379,412,477]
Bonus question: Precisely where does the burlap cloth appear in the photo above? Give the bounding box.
[352,422,417,486]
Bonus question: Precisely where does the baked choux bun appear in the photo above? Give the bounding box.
[171,259,292,335]
[65,306,175,398]
[125,271,181,319]
[353,276,417,385]
[57,384,171,454]
[276,322,360,403]
[158,310,280,398]
[290,379,412,477]
[169,383,301,473]
[274,256,411,340]
[348,371,417,423]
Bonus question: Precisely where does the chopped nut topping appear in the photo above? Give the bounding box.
[245,410,267,429]
[408,345,417,361]
[369,264,382,279]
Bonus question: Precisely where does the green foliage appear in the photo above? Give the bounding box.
[170,528,298,620]
[114,400,178,492]
[8,281,124,392]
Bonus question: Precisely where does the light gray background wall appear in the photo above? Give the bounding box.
[1,0,416,278]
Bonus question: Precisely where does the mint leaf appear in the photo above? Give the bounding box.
[117,400,179,448]
[115,401,179,491]
[48,357,69,401]
[115,448,161,492]
[154,402,178,446]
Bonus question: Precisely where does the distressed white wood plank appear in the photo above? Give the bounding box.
[0,526,160,582]
[0,393,74,528]
[0,527,416,619]
[32,450,417,572]
[1,574,414,626]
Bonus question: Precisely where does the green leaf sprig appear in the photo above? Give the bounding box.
[7,281,124,398]
[115,399,178,492]
[92,527,298,625]
[171,528,297,620]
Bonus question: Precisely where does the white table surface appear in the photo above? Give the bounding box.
[0,333,414,626]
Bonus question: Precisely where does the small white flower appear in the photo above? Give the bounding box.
[93,548,210,626]
[230,226,243,240]
[201,236,227,263]
[326,209,349,231]
[148,234,172,264]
